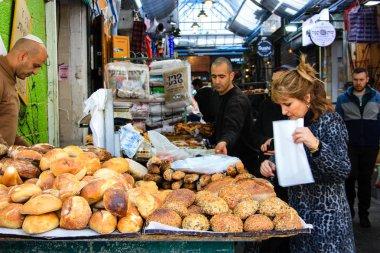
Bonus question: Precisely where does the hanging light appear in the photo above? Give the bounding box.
[191,22,201,32]
[203,0,215,9]
[198,6,208,20]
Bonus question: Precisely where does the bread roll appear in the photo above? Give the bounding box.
[80,178,109,204]
[258,197,291,217]
[22,212,59,234]
[199,174,211,187]
[203,177,235,194]
[147,165,160,174]
[36,170,56,190]
[171,180,183,190]
[50,157,85,177]
[0,196,11,210]
[30,143,55,154]
[234,199,260,220]
[244,214,274,232]
[128,188,161,219]
[182,213,209,231]
[165,189,195,207]
[188,204,202,214]
[82,146,112,161]
[200,198,229,216]
[93,168,119,179]
[273,208,303,230]
[63,145,84,157]
[117,206,143,233]
[184,174,199,184]
[89,210,117,234]
[0,203,24,228]
[210,213,243,232]
[162,202,189,218]
[60,196,91,230]
[211,173,225,182]
[219,184,252,209]
[2,166,23,186]
[39,149,69,171]
[235,178,276,202]
[101,158,129,174]
[143,173,163,184]
[8,148,42,162]
[1,158,40,179]
[226,166,237,177]
[163,169,174,181]
[24,178,38,184]
[153,190,172,203]
[135,180,158,194]
[124,158,147,179]
[172,171,186,181]
[78,152,101,175]
[53,173,82,201]
[235,161,246,174]
[122,173,135,187]
[21,194,62,215]
[9,184,42,203]
[147,208,182,228]
[103,188,129,217]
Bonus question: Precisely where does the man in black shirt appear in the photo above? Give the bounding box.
[193,78,219,123]
[212,57,258,172]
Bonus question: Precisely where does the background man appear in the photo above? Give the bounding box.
[212,57,258,172]
[192,78,219,123]
[0,34,47,153]
[336,67,380,228]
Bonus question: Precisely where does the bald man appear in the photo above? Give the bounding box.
[0,35,47,151]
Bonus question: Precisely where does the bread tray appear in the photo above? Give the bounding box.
[0,228,139,240]
[143,221,312,239]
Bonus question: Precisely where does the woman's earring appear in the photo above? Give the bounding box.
[307,103,310,108]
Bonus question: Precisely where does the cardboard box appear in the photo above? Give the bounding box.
[112,35,130,60]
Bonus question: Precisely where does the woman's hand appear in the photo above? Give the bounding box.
[215,141,227,155]
[261,138,274,156]
[292,127,318,150]
[260,160,276,177]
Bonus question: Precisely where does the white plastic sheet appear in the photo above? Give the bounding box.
[273,119,315,187]
[83,89,107,148]
[171,155,241,174]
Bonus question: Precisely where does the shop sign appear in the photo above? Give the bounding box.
[257,40,272,57]
[310,21,336,47]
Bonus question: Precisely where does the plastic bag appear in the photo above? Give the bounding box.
[147,130,191,161]
[104,62,150,99]
[171,155,241,174]
[119,124,144,158]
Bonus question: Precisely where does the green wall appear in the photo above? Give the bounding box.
[0,0,48,144]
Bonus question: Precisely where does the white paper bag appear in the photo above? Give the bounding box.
[273,119,314,187]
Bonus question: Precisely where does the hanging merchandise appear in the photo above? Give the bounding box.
[347,6,380,43]
[168,36,174,58]
[104,62,150,99]
[162,61,192,109]
[131,20,147,52]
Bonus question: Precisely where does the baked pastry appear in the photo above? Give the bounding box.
[124,158,147,179]
[259,197,291,217]
[147,208,182,228]
[50,157,85,176]
[172,171,186,181]
[1,166,23,186]
[89,210,117,234]
[117,205,143,233]
[273,208,303,230]
[39,148,69,171]
[24,178,38,184]
[200,197,229,216]
[122,173,135,187]
[226,166,237,177]
[128,188,161,219]
[21,194,62,215]
[235,161,246,174]
[153,189,172,203]
[0,203,25,228]
[135,180,158,194]
[60,196,92,230]
[77,152,101,175]
[234,199,260,220]
[184,174,199,184]
[30,143,55,154]
[53,173,82,201]
[102,158,130,174]
[93,168,120,179]
[162,202,189,218]
[210,213,243,232]
[165,188,195,207]
[188,204,202,214]
[36,170,56,190]
[163,169,174,181]
[171,180,183,190]
[22,212,59,234]
[211,173,225,182]
[235,178,276,202]
[80,178,109,204]
[82,146,112,161]
[103,188,129,217]
[1,157,40,179]
[63,145,84,157]
[194,190,219,206]
[244,214,274,232]
[9,184,42,203]
[7,146,42,162]
[203,177,235,194]
[0,196,11,210]
[218,184,252,209]
[234,173,254,180]
[182,213,209,231]
[199,174,211,187]
[143,173,163,184]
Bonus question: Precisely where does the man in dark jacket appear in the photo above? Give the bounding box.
[193,78,219,123]
[336,67,380,228]
[212,57,258,172]
[0,34,47,154]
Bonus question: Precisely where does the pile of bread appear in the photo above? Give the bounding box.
[0,145,303,235]
[145,157,303,232]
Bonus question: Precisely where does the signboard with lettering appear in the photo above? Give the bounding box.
[257,40,272,57]
[310,21,336,47]
[10,0,31,105]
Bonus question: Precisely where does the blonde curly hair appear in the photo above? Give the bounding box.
[271,54,332,121]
